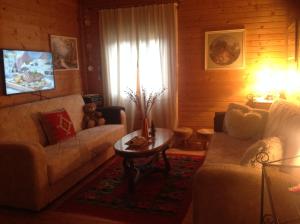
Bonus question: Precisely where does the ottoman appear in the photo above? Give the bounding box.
[196,128,214,150]
[173,127,193,147]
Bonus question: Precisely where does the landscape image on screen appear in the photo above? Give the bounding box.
[2,50,55,95]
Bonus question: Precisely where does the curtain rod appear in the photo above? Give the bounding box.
[84,0,179,10]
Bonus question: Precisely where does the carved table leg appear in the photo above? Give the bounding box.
[123,158,129,175]
[123,158,137,193]
[162,146,170,175]
[128,160,135,193]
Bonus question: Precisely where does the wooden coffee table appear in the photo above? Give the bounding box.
[114,128,173,193]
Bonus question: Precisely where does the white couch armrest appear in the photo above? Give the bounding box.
[0,141,49,210]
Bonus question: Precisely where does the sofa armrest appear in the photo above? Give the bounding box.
[0,141,49,210]
[214,112,225,132]
[120,110,127,130]
[193,163,261,224]
[97,106,125,125]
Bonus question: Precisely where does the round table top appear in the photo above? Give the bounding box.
[114,128,173,158]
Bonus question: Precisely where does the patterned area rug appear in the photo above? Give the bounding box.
[55,154,205,224]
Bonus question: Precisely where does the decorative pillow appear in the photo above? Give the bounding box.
[40,109,76,145]
[224,103,268,140]
[281,130,300,166]
[240,137,283,168]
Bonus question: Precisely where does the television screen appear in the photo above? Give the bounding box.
[1,49,55,95]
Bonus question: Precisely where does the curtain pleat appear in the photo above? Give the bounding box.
[99,4,178,131]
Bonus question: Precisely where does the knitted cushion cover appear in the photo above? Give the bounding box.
[40,109,76,145]
[224,103,268,140]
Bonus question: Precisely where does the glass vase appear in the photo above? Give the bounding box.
[141,117,150,139]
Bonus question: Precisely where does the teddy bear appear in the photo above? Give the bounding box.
[82,103,105,129]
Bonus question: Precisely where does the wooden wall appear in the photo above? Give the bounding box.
[80,0,290,129]
[0,0,82,108]
[178,0,289,129]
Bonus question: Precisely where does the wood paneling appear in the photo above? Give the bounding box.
[79,6,102,95]
[0,0,82,108]
[178,0,289,129]
[80,0,291,129]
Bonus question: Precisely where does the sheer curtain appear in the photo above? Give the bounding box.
[99,3,178,131]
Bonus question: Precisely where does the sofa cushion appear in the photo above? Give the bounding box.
[0,94,85,146]
[77,124,126,161]
[40,109,76,145]
[44,124,126,185]
[44,137,84,185]
[224,103,268,140]
[240,137,283,167]
[205,132,256,165]
[225,109,263,139]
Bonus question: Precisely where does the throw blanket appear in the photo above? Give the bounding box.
[97,106,125,124]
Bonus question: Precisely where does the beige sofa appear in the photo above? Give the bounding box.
[0,94,126,211]
[193,100,300,224]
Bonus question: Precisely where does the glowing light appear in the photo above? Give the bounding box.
[251,66,285,99]
[248,60,300,101]
[139,39,164,92]
[108,40,164,99]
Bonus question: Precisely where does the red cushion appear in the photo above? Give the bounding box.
[40,109,76,144]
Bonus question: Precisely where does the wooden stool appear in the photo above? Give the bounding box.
[196,128,214,150]
[173,127,193,147]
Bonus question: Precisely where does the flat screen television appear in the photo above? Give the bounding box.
[1,49,55,95]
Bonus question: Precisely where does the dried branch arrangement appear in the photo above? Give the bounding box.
[124,87,166,117]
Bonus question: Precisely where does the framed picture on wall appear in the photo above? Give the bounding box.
[50,35,79,71]
[205,29,245,70]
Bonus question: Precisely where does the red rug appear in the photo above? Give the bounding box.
[55,153,205,224]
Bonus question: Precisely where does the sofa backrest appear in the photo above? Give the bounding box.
[264,99,300,141]
[0,94,84,146]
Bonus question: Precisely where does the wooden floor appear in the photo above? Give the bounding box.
[0,148,205,224]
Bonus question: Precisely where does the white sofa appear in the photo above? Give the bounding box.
[0,94,126,211]
[193,99,300,224]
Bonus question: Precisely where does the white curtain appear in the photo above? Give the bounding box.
[99,3,178,131]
